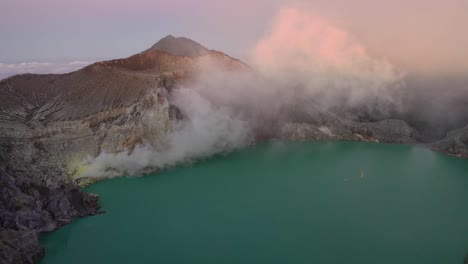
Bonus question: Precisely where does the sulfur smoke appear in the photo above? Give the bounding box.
[81,8,407,179]
[82,88,254,178]
[252,8,404,116]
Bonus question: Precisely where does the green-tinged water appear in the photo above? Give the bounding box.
[41,141,468,264]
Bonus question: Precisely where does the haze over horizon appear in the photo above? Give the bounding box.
[1,0,467,79]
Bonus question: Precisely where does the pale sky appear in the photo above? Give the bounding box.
[1,0,467,76]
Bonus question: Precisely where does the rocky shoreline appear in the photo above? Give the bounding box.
[0,143,101,264]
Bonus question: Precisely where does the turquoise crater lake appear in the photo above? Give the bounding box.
[41,141,468,264]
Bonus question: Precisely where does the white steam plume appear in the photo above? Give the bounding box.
[252,7,404,113]
[81,88,254,178]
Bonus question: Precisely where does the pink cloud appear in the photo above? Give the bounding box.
[253,8,373,73]
[251,7,403,110]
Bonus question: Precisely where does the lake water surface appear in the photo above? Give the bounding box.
[41,141,468,264]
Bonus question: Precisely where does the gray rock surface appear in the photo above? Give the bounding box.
[0,230,44,264]
[0,143,101,264]
[432,125,468,158]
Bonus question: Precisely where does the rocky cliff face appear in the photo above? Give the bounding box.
[280,119,418,144]
[0,142,101,264]
[0,35,466,263]
[432,125,468,158]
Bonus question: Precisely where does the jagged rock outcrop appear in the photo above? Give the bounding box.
[280,119,419,143]
[349,119,420,144]
[279,96,419,143]
[0,143,101,264]
[432,125,468,158]
[0,166,101,232]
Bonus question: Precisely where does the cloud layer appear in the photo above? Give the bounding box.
[0,61,93,80]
